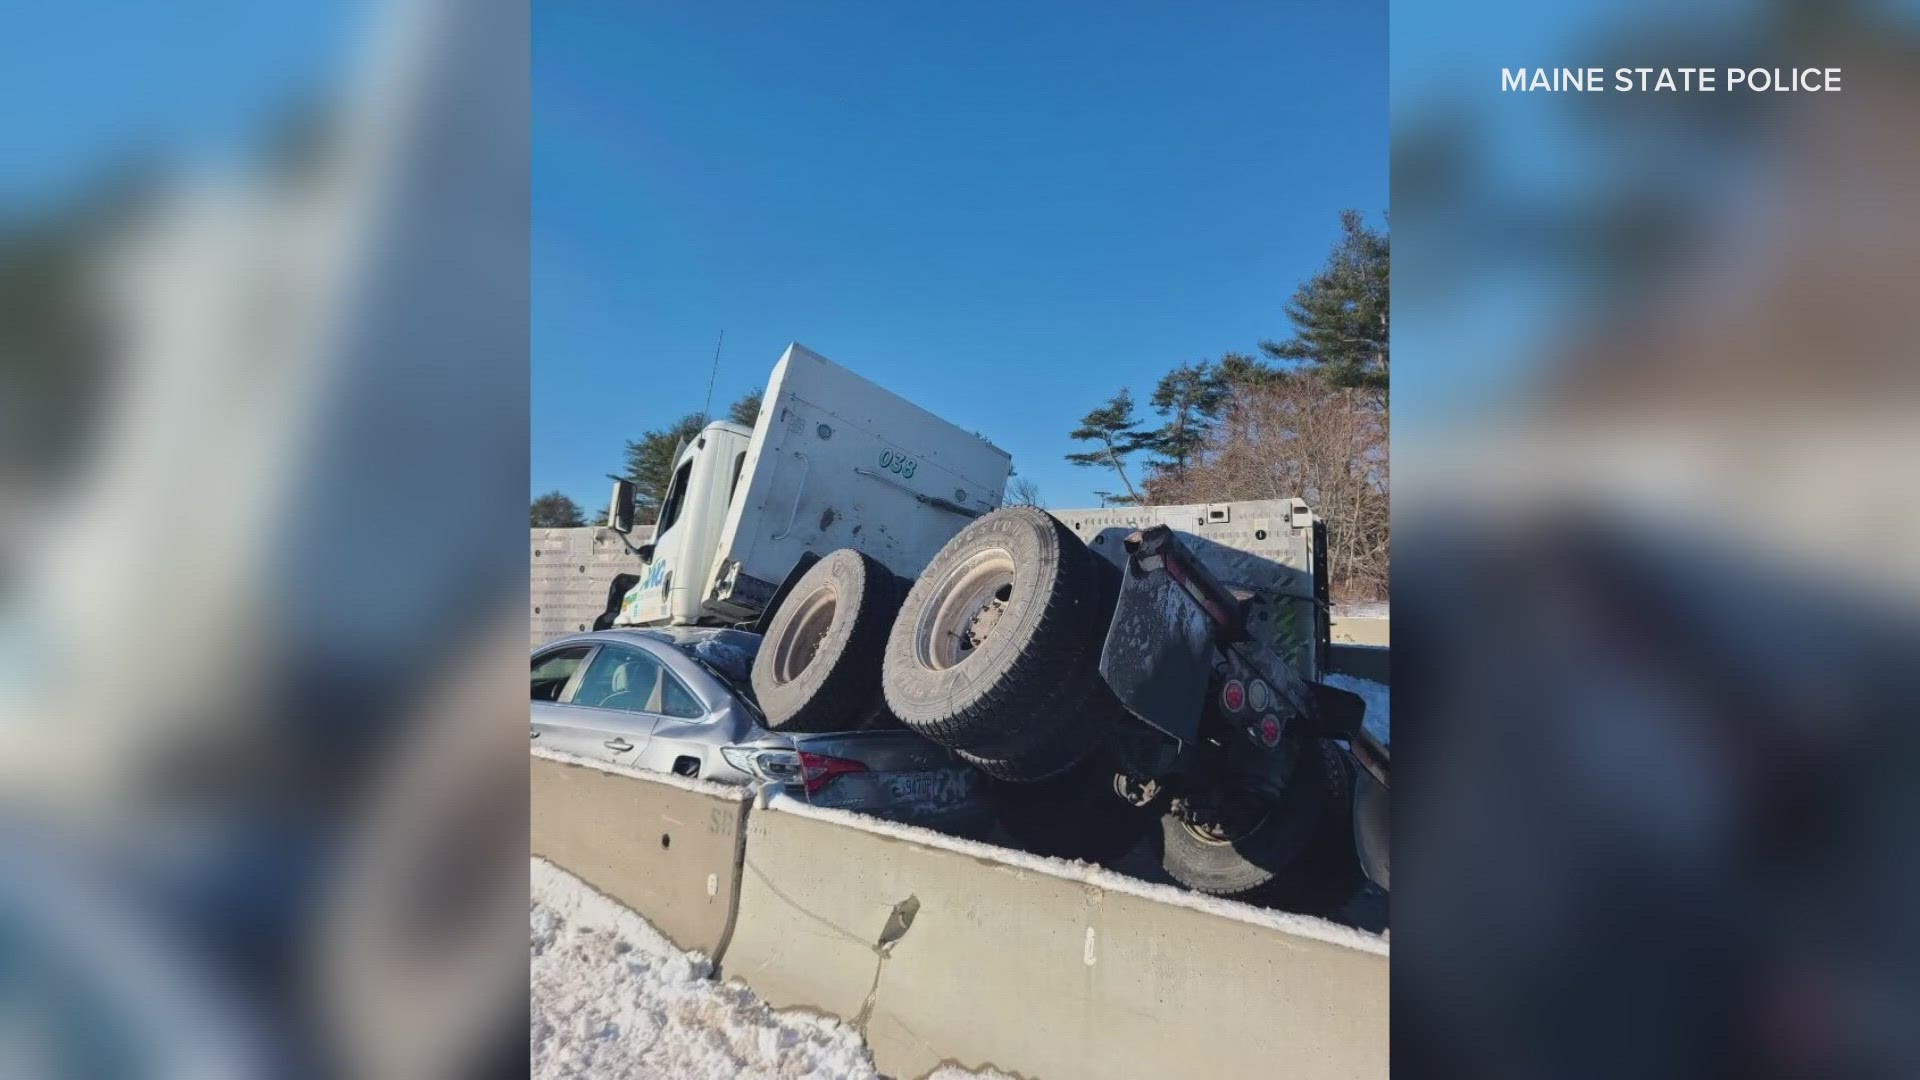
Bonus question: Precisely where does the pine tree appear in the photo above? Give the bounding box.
[531,491,587,528]
[1260,210,1389,400]
[1215,350,1288,389]
[728,389,762,427]
[619,391,765,522]
[1065,390,1148,504]
[621,412,710,521]
[1142,361,1231,478]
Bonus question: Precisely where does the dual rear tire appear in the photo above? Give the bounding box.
[749,549,906,732]
[881,506,1122,781]
[754,505,1124,780]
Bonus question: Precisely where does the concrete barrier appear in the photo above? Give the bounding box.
[1330,615,1388,646]
[722,799,1389,1080]
[530,751,749,957]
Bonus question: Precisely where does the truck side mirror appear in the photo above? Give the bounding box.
[609,479,635,534]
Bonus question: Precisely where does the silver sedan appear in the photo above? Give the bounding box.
[531,627,988,830]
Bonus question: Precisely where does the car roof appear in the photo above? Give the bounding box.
[537,626,759,651]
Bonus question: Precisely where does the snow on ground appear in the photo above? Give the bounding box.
[533,857,876,1079]
[532,858,1016,1079]
[1325,673,1390,746]
[1332,600,1389,619]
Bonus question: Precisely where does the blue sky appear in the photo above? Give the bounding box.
[535,0,1386,513]
[0,3,367,204]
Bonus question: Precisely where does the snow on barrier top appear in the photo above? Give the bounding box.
[762,789,1389,957]
[530,745,751,801]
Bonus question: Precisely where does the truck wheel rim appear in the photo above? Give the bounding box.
[915,548,1016,670]
[1180,807,1271,847]
[771,584,838,684]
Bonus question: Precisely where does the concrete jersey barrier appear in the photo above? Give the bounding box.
[1330,615,1389,647]
[531,753,1388,1078]
[722,797,1389,1080]
[530,749,750,957]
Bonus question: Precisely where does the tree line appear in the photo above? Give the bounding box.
[1065,211,1388,598]
[535,211,1388,598]
[530,390,763,529]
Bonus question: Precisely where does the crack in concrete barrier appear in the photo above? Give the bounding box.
[852,895,919,1031]
[738,858,924,1036]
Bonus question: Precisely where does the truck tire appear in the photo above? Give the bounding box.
[751,549,906,733]
[882,506,1119,775]
[1157,739,1338,898]
[954,703,1118,782]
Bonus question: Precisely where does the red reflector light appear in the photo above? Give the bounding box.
[797,751,869,795]
[1221,679,1246,712]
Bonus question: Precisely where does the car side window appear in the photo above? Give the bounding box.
[569,645,705,719]
[660,675,704,719]
[531,646,590,702]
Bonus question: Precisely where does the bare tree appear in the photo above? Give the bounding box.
[1005,475,1044,508]
[1146,371,1388,599]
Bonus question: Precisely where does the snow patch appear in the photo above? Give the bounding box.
[532,745,750,801]
[532,857,878,1079]
[1325,673,1390,746]
[685,635,757,682]
[1333,601,1389,619]
[763,792,1389,956]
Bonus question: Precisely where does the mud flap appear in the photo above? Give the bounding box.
[1306,681,1366,739]
[1098,549,1214,743]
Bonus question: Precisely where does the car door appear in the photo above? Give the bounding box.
[530,642,664,765]
[628,660,726,780]
[530,644,596,754]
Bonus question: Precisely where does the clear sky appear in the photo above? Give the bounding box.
[535,0,1386,514]
[0,2,366,204]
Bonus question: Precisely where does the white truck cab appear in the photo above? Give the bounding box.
[613,343,1013,627]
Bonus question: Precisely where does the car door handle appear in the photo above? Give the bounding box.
[604,737,633,752]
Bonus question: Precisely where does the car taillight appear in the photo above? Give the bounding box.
[797,751,868,795]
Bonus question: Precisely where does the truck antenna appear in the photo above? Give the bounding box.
[701,330,725,421]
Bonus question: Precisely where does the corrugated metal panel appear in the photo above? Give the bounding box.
[1051,500,1324,680]
[530,526,653,647]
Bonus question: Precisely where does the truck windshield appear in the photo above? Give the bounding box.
[656,459,692,533]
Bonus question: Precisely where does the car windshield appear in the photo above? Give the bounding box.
[670,632,762,710]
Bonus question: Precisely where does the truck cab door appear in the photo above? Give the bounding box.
[620,455,694,626]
